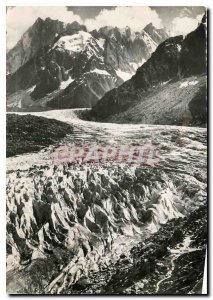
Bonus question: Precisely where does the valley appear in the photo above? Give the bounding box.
[6,8,207,295]
[6,110,207,294]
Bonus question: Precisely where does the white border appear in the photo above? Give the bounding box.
[2,0,212,6]
[1,1,211,299]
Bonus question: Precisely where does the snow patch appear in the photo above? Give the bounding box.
[177,45,181,52]
[17,100,22,108]
[27,85,36,93]
[161,80,170,85]
[53,31,93,53]
[130,59,146,72]
[98,38,105,49]
[60,77,74,89]
[116,69,132,81]
[90,68,110,76]
[7,100,22,108]
[180,80,198,88]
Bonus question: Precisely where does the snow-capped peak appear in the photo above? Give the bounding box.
[53,31,94,53]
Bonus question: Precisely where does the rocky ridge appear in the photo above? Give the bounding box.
[7,18,87,74]
[92,14,207,126]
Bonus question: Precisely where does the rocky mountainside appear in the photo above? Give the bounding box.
[6,18,168,111]
[92,14,207,126]
[7,18,87,74]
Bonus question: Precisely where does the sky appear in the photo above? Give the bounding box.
[6,6,205,50]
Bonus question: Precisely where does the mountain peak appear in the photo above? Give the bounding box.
[201,12,207,24]
[144,22,154,30]
[33,16,60,28]
[70,20,81,27]
[34,17,44,25]
[44,16,56,23]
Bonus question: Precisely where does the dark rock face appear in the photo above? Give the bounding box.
[7,17,168,110]
[134,35,183,90]
[92,15,207,124]
[90,80,136,119]
[31,61,68,100]
[6,54,40,96]
[48,72,122,109]
[180,21,207,77]
[144,23,169,44]
[97,25,169,74]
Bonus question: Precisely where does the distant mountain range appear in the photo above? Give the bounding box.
[6,17,168,111]
[6,14,207,127]
[92,13,207,127]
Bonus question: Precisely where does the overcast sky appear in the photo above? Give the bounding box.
[6,6,205,50]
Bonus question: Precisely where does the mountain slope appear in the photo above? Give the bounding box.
[107,75,206,126]
[92,14,207,126]
[6,18,168,111]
